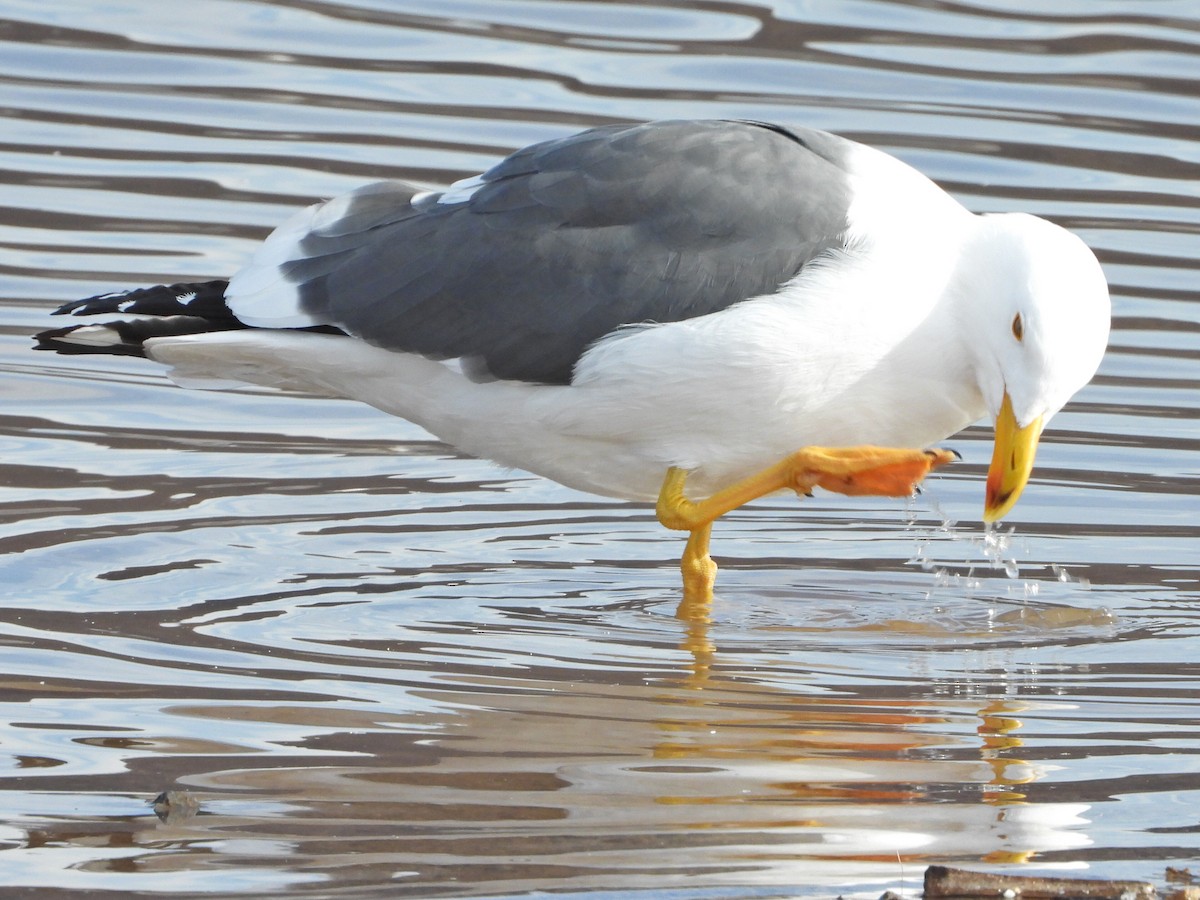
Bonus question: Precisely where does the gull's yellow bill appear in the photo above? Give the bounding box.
[984,392,1044,522]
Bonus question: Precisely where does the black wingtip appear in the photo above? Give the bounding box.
[49,280,234,320]
[33,326,68,349]
[33,315,245,358]
[33,323,148,356]
[50,295,110,316]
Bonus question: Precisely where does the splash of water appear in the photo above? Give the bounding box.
[904,493,1091,601]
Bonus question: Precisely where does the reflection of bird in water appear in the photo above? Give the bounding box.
[36,120,1109,603]
[127,672,1084,888]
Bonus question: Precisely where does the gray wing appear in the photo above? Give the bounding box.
[274,120,856,384]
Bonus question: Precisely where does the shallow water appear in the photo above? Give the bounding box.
[2,1,1199,897]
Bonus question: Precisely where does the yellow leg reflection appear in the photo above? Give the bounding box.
[676,580,710,696]
[657,445,959,607]
[978,699,1036,864]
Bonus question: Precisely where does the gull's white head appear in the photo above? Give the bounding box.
[958,212,1110,520]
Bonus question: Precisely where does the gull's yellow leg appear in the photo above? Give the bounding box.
[679,520,717,607]
[657,446,959,607]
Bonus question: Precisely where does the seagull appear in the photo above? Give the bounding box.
[35,119,1110,603]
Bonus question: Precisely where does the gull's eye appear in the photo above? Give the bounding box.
[1012,313,1024,342]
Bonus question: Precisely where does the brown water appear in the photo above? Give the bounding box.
[2,1,1199,897]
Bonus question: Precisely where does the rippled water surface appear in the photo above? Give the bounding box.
[2,1,1199,897]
